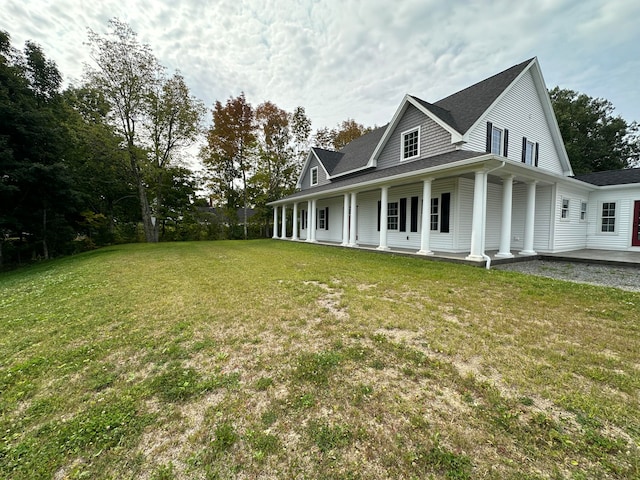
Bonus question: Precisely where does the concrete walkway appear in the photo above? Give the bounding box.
[292,239,640,268]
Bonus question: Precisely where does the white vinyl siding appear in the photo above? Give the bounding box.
[314,197,343,243]
[552,184,589,251]
[463,69,565,175]
[377,105,455,169]
[585,190,639,250]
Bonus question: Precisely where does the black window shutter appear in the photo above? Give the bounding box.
[503,129,509,157]
[399,198,407,232]
[521,137,527,163]
[534,143,539,167]
[315,208,318,230]
[485,121,493,152]
[325,207,329,230]
[377,201,381,231]
[301,210,305,229]
[441,193,451,233]
[410,196,419,232]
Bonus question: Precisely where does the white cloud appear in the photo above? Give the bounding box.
[1,0,638,132]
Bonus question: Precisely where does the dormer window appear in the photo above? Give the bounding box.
[402,127,420,160]
[310,166,318,186]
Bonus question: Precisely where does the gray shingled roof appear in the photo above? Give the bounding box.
[417,58,535,134]
[331,125,388,175]
[573,168,640,186]
[312,148,343,175]
[299,58,534,190]
[283,149,485,200]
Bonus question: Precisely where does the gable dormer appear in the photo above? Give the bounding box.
[368,96,464,170]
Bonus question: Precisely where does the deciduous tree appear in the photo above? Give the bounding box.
[549,87,639,173]
[85,19,204,242]
[202,93,256,239]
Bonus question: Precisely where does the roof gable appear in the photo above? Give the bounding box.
[431,58,534,134]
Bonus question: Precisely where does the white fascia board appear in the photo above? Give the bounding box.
[367,95,463,168]
[529,58,574,176]
[406,96,464,143]
[296,149,332,188]
[295,150,315,189]
[272,155,499,205]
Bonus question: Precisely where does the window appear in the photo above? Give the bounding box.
[402,127,420,160]
[561,198,569,220]
[310,166,318,186]
[318,208,326,229]
[601,202,616,232]
[580,202,587,222]
[430,198,439,231]
[387,202,399,230]
[524,140,535,165]
[491,126,503,155]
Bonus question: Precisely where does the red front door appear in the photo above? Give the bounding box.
[633,201,640,247]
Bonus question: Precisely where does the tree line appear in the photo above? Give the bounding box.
[1,19,638,267]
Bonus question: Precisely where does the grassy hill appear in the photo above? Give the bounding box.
[0,240,638,479]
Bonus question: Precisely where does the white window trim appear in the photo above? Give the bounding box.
[525,140,535,166]
[560,197,570,222]
[580,201,587,223]
[401,126,421,161]
[310,166,318,186]
[598,201,618,235]
[491,126,503,155]
[387,202,399,230]
[318,208,326,229]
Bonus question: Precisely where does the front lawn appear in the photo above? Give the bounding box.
[1,240,638,479]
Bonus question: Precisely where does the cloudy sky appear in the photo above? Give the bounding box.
[2,0,639,133]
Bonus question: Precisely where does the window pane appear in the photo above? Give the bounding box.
[403,130,419,159]
[491,127,502,154]
[430,198,439,231]
[525,141,534,165]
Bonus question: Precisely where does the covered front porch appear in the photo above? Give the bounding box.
[271,159,558,262]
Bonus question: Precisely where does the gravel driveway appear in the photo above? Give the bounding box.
[494,260,640,292]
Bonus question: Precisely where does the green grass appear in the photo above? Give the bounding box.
[0,240,638,479]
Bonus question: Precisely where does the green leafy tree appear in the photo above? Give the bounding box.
[312,118,372,151]
[201,93,256,239]
[0,32,81,263]
[549,87,640,173]
[85,19,204,242]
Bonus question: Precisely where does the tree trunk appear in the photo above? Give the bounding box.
[42,207,49,260]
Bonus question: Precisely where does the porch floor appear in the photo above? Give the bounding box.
[288,239,640,268]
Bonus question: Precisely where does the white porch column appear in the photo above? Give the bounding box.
[349,192,358,246]
[310,199,317,242]
[272,206,279,239]
[520,181,538,255]
[306,201,312,242]
[417,178,434,255]
[377,186,390,250]
[341,193,350,246]
[281,204,287,239]
[466,169,487,261]
[496,175,514,258]
[292,202,299,240]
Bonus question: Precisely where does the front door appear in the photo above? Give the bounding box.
[633,201,640,247]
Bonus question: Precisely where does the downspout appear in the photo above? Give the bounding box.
[481,161,506,270]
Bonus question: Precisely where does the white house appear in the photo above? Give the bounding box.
[269,58,640,261]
